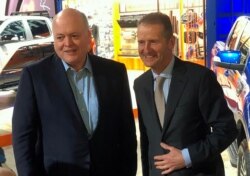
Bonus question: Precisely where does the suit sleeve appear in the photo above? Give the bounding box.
[133,79,149,176]
[137,105,149,176]
[12,68,43,176]
[188,69,238,167]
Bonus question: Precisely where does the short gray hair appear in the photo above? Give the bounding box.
[138,12,173,38]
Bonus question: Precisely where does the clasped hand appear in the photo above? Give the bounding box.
[154,143,186,175]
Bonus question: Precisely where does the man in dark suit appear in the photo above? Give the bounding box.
[12,8,137,176]
[134,12,238,176]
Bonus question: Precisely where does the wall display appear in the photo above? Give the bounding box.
[113,1,154,70]
[113,0,205,70]
[180,6,204,64]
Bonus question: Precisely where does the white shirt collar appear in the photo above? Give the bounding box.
[152,56,175,80]
[62,55,92,73]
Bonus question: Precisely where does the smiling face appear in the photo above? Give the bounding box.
[52,9,91,71]
[137,23,175,74]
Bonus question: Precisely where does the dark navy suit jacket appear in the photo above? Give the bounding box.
[12,54,137,176]
[134,57,237,176]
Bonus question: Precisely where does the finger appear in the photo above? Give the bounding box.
[154,154,165,161]
[162,167,173,175]
[156,164,168,170]
[160,142,170,150]
[154,160,165,166]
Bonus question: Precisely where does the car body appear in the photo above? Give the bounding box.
[210,16,250,176]
[0,15,54,90]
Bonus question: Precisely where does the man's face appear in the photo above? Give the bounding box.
[53,13,91,71]
[137,23,175,74]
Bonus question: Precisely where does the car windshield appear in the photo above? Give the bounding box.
[228,20,245,50]
[238,21,250,64]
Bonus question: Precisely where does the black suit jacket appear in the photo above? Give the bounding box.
[12,54,137,176]
[134,57,238,176]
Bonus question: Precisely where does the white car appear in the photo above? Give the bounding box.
[0,14,54,90]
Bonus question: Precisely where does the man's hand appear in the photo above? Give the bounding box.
[154,143,186,175]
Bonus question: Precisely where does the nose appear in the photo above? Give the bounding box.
[142,42,151,53]
[64,36,73,46]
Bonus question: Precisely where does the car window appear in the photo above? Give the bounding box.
[0,21,26,42]
[238,21,250,64]
[27,19,50,39]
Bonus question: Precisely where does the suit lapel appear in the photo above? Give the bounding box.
[144,71,158,122]
[162,58,188,133]
[88,56,102,111]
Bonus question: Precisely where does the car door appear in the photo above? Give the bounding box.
[235,20,250,133]
[27,19,54,58]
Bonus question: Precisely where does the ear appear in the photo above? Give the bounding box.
[87,29,92,51]
[168,35,175,48]
[88,29,92,41]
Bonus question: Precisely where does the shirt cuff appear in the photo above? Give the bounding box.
[181,148,192,168]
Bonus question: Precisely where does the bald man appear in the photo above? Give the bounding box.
[12,8,137,176]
